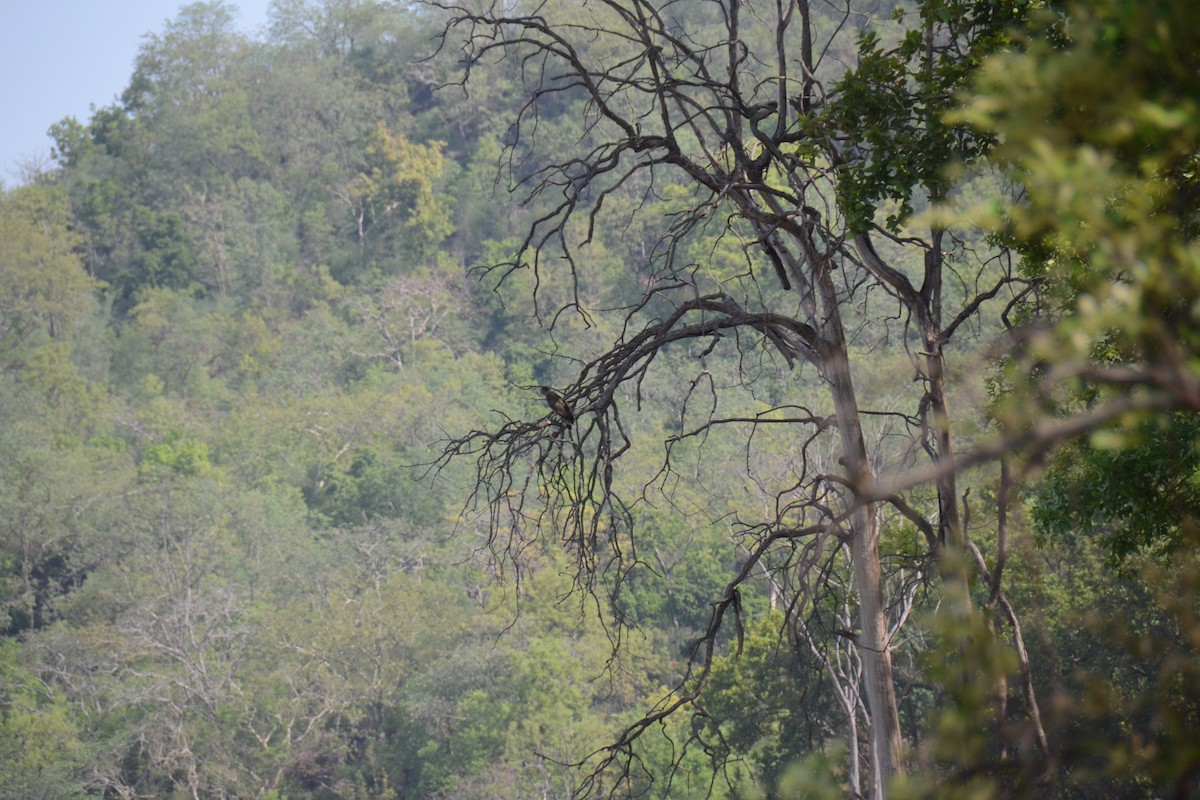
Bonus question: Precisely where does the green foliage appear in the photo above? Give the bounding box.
[702,613,834,794]
[0,184,96,357]
[887,536,1200,800]
[4,1,1200,798]
[127,208,201,295]
[353,123,454,262]
[1069,555,1200,797]
[902,7,1200,795]
[20,341,110,447]
[1034,413,1200,565]
[113,287,233,400]
[826,0,1034,232]
[953,0,1200,415]
[0,641,88,799]
[139,429,215,478]
[0,378,132,635]
[616,513,735,633]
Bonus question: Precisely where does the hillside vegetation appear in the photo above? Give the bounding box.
[1,1,1198,798]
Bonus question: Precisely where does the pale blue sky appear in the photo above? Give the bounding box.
[1,1,273,183]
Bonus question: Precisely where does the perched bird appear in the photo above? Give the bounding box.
[744,100,778,122]
[539,386,575,426]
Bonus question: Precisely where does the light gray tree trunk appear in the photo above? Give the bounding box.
[818,272,904,796]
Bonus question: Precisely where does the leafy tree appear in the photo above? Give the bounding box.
[701,612,842,794]
[40,473,320,798]
[121,1,263,183]
[896,0,1200,794]
[0,185,96,358]
[0,640,88,800]
[0,378,130,636]
[111,287,230,399]
[127,208,201,294]
[20,341,110,447]
[1034,413,1200,566]
[344,123,454,266]
[952,0,1200,449]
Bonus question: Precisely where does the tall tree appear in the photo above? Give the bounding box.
[432,1,1036,795]
[0,185,96,357]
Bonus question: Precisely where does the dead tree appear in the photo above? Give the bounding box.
[430,0,1038,796]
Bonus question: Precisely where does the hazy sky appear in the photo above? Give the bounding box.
[1,1,273,184]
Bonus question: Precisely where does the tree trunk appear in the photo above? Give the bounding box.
[816,266,905,796]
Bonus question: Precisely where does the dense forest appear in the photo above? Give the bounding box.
[1,0,1199,798]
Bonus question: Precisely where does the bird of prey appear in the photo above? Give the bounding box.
[539,386,575,426]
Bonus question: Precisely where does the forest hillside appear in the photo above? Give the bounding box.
[1,1,1198,798]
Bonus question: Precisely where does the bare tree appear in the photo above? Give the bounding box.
[430,0,1037,795]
